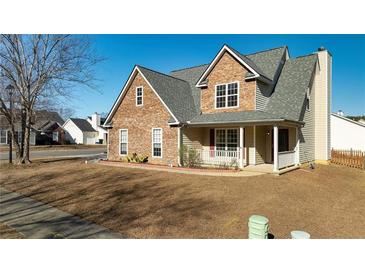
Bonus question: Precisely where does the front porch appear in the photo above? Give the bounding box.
[180,123,300,173]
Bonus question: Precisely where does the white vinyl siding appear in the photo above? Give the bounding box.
[119,129,128,155]
[152,128,162,158]
[255,82,271,111]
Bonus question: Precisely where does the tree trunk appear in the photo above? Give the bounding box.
[20,108,32,164]
[8,123,23,165]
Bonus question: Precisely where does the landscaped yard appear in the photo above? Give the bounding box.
[0,159,364,238]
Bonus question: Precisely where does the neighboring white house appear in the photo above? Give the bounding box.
[63,118,99,144]
[331,112,365,151]
[86,113,108,144]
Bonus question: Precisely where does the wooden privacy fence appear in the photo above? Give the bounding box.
[331,149,365,169]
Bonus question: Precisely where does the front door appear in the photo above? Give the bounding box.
[271,128,289,162]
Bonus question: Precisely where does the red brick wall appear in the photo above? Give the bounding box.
[108,72,179,166]
[201,52,256,113]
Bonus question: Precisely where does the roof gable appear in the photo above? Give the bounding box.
[195,45,269,87]
[104,66,196,125]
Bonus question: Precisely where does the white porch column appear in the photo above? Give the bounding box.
[177,127,182,166]
[239,126,244,168]
[295,126,300,165]
[273,125,279,172]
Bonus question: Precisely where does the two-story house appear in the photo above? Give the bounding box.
[104,45,332,173]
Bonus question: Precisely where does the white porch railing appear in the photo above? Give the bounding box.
[198,148,242,167]
[278,150,296,169]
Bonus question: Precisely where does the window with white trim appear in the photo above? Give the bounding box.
[136,86,143,106]
[119,129,128,155]
[215,129,238,151]
[152,128,162,157]
[0,129,7,144]
[215,82,239,108]
[52,131,59,141]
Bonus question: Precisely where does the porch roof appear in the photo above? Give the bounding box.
[186,111,303,126]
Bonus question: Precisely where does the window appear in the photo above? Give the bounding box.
[136,86,143,106]
[15,131,22,144]
[0,130,7,144]
[119,129,128,155]
[215,82,239,108]
[215,129,238,151]
[52,131,59,141]
[152,128,162,157]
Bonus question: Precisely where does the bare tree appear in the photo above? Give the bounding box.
[0,34,102,164]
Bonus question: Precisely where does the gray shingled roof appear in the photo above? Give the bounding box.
[188,110,296,125]
[106,46,316,126]
[0,110,64,131]
[226,45,274,81]
[170,64,209,113]
[138,66,197,123]
[70,118,97,132]
[264,54,318,121]
[246,46,287,81]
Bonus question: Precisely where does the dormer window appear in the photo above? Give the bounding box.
[215,82,239,108]
[136,86,143,106]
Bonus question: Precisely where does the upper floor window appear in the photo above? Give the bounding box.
[136,86,143,106]
[215,82,239,108]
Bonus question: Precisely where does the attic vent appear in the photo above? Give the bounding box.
[318,46,326,51]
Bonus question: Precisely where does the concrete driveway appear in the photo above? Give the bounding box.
[0,147,106,161]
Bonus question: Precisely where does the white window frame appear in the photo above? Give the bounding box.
[214,81,240,109]
[0,129,7,144]
[214,128,238,151]
[52,131,59,142]
[119,129,128,156]
[136,86,143,106]
[151,128,163,158]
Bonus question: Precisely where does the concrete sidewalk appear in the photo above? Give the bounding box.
[0,187,123,239]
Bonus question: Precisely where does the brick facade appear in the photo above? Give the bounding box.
[201,52,256,113]
[108,72,179,166]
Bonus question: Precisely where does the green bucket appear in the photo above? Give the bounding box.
[248,215,269,239]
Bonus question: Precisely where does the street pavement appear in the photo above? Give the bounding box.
[0,147,106,161]
[0,187,123,239]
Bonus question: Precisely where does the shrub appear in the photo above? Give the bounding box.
[179,145,202,168]
[126,153,148,163]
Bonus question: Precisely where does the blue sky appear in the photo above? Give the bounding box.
[71,35,365,118]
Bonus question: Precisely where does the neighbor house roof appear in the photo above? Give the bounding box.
[331,113,365,128]
[264,54,318,121]
[0,110,64,132]
[69,118,97,132]
[188,110,302,125]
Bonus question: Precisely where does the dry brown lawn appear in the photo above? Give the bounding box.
[0,159,364,239]
[0,222,24,239]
